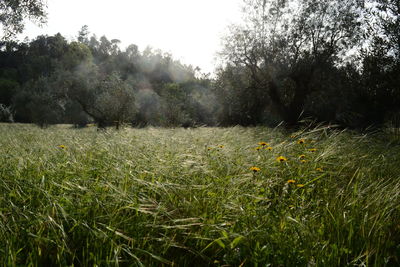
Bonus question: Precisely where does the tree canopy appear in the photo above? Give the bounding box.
[0,28,215,128]
[0,0,47,39]
[215,0,400,128]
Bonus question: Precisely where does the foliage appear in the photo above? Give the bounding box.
[1,1,399,128]
[214,0,400,128]
[0,30,216,128]
[13,76,63,127]
[80,72,136,129]
[0,0,47,39]
[358,0,400,126]
[218,0,366,126]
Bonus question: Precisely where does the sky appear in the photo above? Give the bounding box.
[18,0,244,74]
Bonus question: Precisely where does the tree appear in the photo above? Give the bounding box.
[77,25,90,45]
[0,30,216,127]
[69,71,136,129]
[219,0,365,126]
[214,64,268,125]
[358,0,400,126]
[0,0,47,39]
[373,0,400,59]
[13,76,63,127]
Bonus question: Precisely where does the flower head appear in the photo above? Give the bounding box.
[255,146,262,151]
[258,141,269,146]
[287,179,296,184]
[316,167,323,172]
[296,184,305,188]
[308,148,317,152]
[276,156,287,163]
[218,145,224,148]
[300,160,307,164]
[297,139,305,145]
[265,146,273,151]
[250,166,261,172]
[58,145,66,149]
[299,154,306,159]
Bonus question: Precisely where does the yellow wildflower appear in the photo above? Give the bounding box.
[297,139,305,144]
[219,145,224,148]
[287,179,296,184]
[300,160,307,163]
[296,184,305,188]
[258,141,269,146]
[299,154,306,159]
[316,167,323,172]
[250,166,261,172]
[265,146,273,151]
[276,156,287,163]
[255,146,262,151]
[58,145,66,149]
[308,148,317,152]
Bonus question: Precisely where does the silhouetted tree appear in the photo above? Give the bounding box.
[219,0,365,126]
[0,0,47,39]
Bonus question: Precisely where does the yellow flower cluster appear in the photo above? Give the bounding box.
[248,140,324,186]
[255,141,272,151]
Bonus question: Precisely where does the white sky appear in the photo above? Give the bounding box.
[18,0,243,74]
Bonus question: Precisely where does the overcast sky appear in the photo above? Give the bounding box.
[18,0,243,74]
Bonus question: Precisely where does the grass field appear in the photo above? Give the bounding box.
[0,124,399,266]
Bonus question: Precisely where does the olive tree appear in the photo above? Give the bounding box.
[68,71,136,129]
[219,0,366,125]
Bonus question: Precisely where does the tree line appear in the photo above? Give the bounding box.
[0,0,399,129]
[0,29,216,128]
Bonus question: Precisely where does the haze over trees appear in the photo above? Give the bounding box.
[0,0,399,129]
[0,30,215,128]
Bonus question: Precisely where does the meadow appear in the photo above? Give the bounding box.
[0,123,399,266]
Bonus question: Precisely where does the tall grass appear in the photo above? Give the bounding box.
[0,123,399,266]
